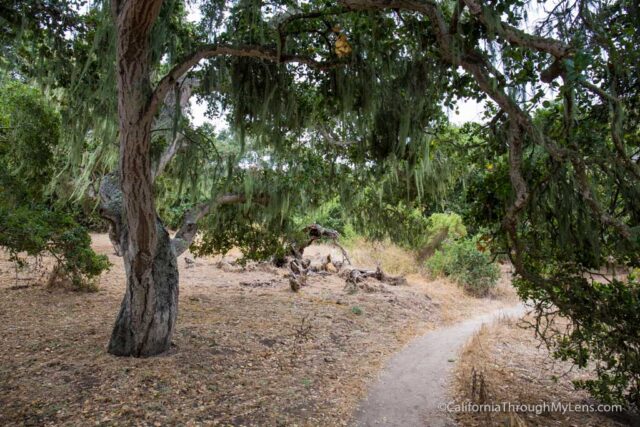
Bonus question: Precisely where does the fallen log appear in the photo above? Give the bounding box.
[340,265,408,287]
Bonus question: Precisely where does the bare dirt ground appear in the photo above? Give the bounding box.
[451,314,629,427]
[0,234,516,426]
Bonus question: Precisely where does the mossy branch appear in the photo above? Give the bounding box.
[146,45,343,123]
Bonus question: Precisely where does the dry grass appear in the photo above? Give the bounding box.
[423,263,519,324]
[451,314,628,427]
[343,237,420,276]
[343,238,519,324]
[0,234,517,426]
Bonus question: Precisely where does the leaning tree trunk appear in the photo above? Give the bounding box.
[103,0,178,357]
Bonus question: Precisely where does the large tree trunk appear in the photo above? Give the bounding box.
[100,175,180,358]
[108,218,179,356]
[106,0,177,357]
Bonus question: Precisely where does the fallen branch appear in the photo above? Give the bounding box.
[340,265,408,287]
[320,254,341,273]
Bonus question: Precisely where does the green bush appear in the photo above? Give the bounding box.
[0,81,60,202]
[426,237,499,296]
[426,212,467,238]
[0,206,111,291]
[418,212,467,259]
[0,81,110,290]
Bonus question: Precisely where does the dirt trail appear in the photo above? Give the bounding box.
[352,304,526,427]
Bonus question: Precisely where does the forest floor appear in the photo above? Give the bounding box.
[450,313,629,427]
[0,233,517,426]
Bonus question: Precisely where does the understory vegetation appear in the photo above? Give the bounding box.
[426,237,500,296]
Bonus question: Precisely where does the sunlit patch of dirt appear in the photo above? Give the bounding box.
[0,234,515,426]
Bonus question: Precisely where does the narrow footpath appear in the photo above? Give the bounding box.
[353,305,526,427]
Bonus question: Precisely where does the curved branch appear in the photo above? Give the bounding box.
[146,45,343,122]
[577,79,620,103]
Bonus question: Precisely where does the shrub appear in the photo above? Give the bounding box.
[0,206,111,291]
[418,212,467,259]
[426,212,467,238]
[426,237,500,296]
[0,81,60,202]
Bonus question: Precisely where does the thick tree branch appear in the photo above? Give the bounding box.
[146,45,343,122]
[462,0,569,59]
[99,175,258,257]
[578,80,620,104]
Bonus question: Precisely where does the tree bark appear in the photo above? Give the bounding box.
[107,0,178,357]
[108,218,179,357]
